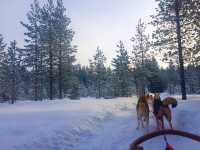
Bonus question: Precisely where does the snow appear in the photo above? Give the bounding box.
[0,95,199,150]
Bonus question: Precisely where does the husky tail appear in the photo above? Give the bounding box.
[162,97,177,108]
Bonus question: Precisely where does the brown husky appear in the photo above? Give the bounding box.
[153,96,177,130]
[136,95,150,129]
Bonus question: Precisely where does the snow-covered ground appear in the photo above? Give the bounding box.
[0,95,199,150]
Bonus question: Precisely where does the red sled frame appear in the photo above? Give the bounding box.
[129,129,200,150]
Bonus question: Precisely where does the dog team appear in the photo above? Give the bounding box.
[136,93,177,130]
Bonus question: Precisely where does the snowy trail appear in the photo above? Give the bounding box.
[0,96,200,150]
[72,102,160,150]
[74,108,138,150]
[73,96,200,150]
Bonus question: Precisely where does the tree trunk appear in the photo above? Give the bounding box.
[49,46,53,100]
[34,42,39,101]
[11,73,16,104]
[48,21,53,100]
[175,0,187,100]
[39,46,44,100]
[34,70,38,101]
[11,47,16,104]
[58,42,63,99]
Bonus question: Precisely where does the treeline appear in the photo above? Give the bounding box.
[160,62,200,94]
[0,0,200,103]
[151,0,200,97]
[0,0,76,103]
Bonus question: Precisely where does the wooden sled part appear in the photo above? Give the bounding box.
[129,129,200,150]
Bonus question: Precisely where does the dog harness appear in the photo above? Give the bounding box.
[153,97,163,115]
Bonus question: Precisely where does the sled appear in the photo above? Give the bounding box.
[129,129,200,150]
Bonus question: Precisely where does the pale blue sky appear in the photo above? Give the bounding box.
[0,0,158,66]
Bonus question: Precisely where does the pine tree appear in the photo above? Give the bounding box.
[37,0,77,100]
[54,0,75,99]
[185,65,199,93]
[76,65,90,97]
[131,19,151,96]
[131,19,150,66]
[175,0,186,99]
[3,41,22,103]
[0,34,6,64]
[152,0,188,99]
[21,0,43,100]
[69,76,80,100]
[87,59,96,97]
[112,41,131,97]
[182,0,200,65]
[0,34,7,99]
[38,0,56,100]
[92,47,106,98]
[103,67,115,98]
[144,58,165,93]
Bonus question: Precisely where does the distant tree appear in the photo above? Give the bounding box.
[0,34,6,64]
[112,41,131,97]
[76,65,90,97]
[131,19,151,96]
[131,19,150,66]
[21,0,78,100]
[133,57,162,94]
[148,74,164,93]
[40,0,57,100]
[69,76,80,100]
[91,47,107,98]
[2,41,22,103]
[144,57,160,78]
[168,60,179,94]
[54,0,76,99]
[0,34,7,99]
[185,65,199,93]
[103,67,115,98]
[21,0,43,100]
[87,59,96,97]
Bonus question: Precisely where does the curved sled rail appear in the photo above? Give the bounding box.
[129,129,200,150]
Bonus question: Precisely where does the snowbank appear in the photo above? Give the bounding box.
[0,97,136,150]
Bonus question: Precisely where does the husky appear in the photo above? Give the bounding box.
[153,95,177,130]
[136,95,150,129]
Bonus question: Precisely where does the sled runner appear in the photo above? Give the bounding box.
[129,129,200,150]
